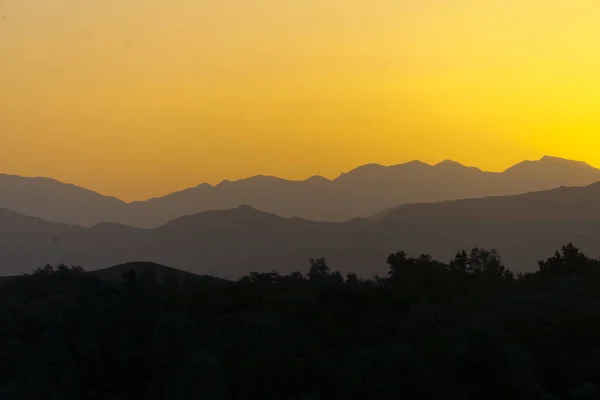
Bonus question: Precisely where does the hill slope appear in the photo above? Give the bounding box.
[92,261,228,284]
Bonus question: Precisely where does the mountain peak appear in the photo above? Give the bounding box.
[393,160,431,168]
[158,204,283,231]
[346,163,386,173]
[541,155,558,161]
[243,175,284,183]
[505,156,595,173]
[336,161,432,181]
[305,175,330,183]
[540,155,571,162]
[435,159,465,168]
[335,163,386,181]
[539,155,592,166]
[233,204,259,212]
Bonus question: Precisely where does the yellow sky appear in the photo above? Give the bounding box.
[1,0,599,201]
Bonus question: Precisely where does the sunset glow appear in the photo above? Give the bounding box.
[1,0,599,200]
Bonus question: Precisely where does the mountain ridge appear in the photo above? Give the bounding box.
[2,155,600,228]
[2,181,600,278]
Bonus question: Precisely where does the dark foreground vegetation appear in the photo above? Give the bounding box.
[2,244,600,399]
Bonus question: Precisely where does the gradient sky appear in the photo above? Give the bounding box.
[1,0,599,201]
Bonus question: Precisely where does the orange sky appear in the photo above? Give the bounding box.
[1,0,599,201]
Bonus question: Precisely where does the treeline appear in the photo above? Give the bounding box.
[2,244,600,399]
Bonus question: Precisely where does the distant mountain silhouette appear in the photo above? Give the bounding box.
[0,174,128,226]
[2,156,599,228]
[0,207,81,233]
[2,182,600,278]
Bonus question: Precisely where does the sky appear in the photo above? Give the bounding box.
[1,0,600,201]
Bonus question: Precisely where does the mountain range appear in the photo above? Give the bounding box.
[2,155,600,228]
[2,181,600,278]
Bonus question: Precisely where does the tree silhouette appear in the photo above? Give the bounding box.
[308,257,330,280]
[387,250,414,276]
[1,243,600,398]
[538,243,597,276]
[448,249,469,273]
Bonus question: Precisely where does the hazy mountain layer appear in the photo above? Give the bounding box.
[2,181,600,278]
[2,156,600,228]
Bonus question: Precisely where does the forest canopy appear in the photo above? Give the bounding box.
[1,243,600,399]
